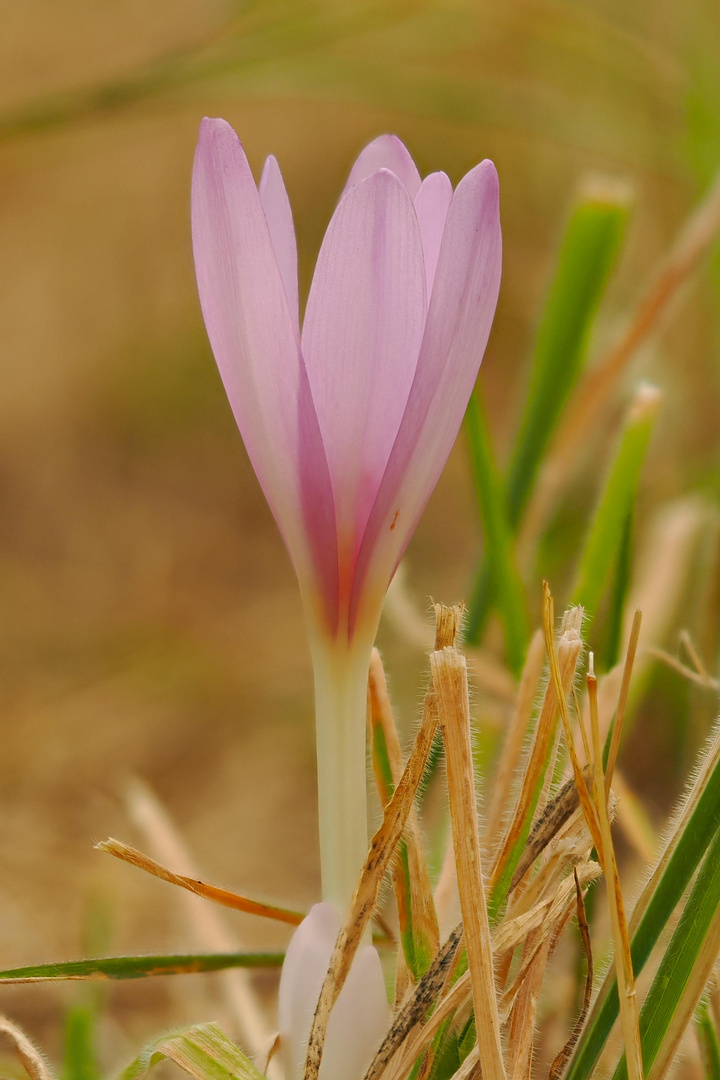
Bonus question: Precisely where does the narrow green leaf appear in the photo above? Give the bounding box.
[602,509,633,671]
[119,1022,264,1080]
[0,953,284,983]
[612,823,720,1080]
[572,383,661,616]
[507,180,633,529]
[566,723,720,1080]
[465,392,528,676]
[697,1002,720,1080]
[62,1007,99,1080]
[467,181,632,642]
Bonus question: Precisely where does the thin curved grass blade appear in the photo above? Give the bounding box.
[119,1022,264,1080]
[0,953,284,984]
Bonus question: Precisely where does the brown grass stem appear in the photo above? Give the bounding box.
[588,658,644,1080]
[432,645,507,1080]
[606,610,642,792]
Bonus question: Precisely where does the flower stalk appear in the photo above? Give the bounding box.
[309,635,373,911]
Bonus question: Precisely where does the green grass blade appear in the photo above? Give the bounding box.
[465,392,529,676]
[467,180,632,643]
[601,509,633,671]
[506,180,633,528]
[612,822,720,1080]
[62,1007,99,1080]
[566,724,720,1080]
[572,383,661,617]
[0,952,284,983]
[697,1003,720,1080]
[119,1022,264,1080]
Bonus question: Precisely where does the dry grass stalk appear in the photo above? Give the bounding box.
[542,587,602,855]
[303,645,444,1080]
[506,926,553,1080]
[490,604,584,893]
[646,646,720,691]
[510,764,593,891]
[522,165,720,549]
[486,628,546,845]
[587,658,644,1080]
[95,837,303,924]
[368,647,440,976]
[362,925,464,1080]
[605,610,642,792]
[0,1016,53,1080]
[581,718,720,1058]
[548,871,594,1080]
[431,645,507,1080]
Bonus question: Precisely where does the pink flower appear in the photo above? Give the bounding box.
[191,120,501,646]
[191,120,501,908]
[278,903,389,1080]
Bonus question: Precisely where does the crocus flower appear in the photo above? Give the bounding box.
[192,119,501,909]
[278,903,389,1080]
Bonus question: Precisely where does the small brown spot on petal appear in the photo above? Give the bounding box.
[390,510,399,531]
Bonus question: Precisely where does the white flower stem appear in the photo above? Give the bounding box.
[310,637,371,913]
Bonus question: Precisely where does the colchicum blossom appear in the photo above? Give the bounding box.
[278,903,389,1080]
[192,119,501,909]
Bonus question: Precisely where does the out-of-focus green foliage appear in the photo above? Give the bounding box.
[572,383,660,618]
[466,392,528,676]
[467,183,632,644]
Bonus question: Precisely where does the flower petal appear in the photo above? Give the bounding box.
[414,171,453,300]
[301,168,426,605]
[278,903,339,1080]
[259,154,299,334]
[278,904,390,1080]
[192,118,338,631]
[349,159,502,633]
[342,134,421,198]
[321,945,390,1080]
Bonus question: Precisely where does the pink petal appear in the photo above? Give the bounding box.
[301,168,426,603]
[278,904,390,1080]
[342,134,421,198]
[349,159,502,633]
[192,118,338,631]
[322,946,390,1080]
[259,154,299,335]
[414,171,453,300]
[278,903,339,1080]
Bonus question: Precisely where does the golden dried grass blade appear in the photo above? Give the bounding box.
[541,585,602,855]
[362,926,464,1080]
[490,606,584,894]
[588,661,643,1080]
[507,928,553,1080]
[510,765,592,891]
[96,838,303,925]
[304,655,443,1080]
[0,1015,53,1080]
[432,645,507,1080]
[368,648,440,974]
[548,871,594,1080]
[605,610,642,792]
[486,629,546,845]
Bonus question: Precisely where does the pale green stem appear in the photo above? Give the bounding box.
[310,636,372,913]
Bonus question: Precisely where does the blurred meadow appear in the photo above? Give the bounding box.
[2,0,720,1068]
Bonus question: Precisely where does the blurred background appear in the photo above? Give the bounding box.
[1,0,720,1067]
